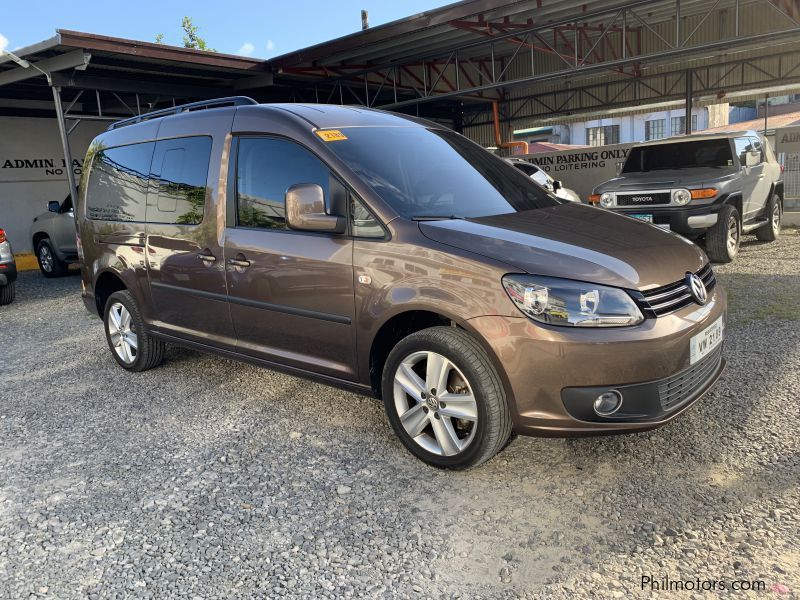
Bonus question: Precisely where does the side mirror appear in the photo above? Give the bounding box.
[745,150,760,167]
[616,161,625,175]
[552,180,562,191]
[47,201,60,213]
[286,183,346,234]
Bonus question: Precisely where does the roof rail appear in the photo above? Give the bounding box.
[108,96,258,130]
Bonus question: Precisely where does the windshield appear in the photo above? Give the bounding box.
[325,127,563,219]
[623,139,734,173]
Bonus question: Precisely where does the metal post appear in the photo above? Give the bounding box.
[684,69,693,134]
[676,0,681,46]
[52,85,78,203]
[764,94,769,134]
[622,9,627,58]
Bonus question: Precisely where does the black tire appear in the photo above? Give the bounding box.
[36,239,68,278]
[705,205,740,263]
[0,282,15,305]
[381,326,513,470]
[103,290,165,372]
[755,194,782,242]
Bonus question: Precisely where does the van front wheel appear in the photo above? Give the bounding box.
[104,290,165,372]
[381,327,512,470]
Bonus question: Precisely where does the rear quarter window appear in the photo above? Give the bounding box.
[148,136,212,225]
[85,142,154,222]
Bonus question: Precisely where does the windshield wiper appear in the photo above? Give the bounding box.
[411,215,465,221]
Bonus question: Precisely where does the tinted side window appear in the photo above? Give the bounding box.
[86,142,154,221]
[734,137,753,164]
[236,138,330,229]
[148,137,212,225]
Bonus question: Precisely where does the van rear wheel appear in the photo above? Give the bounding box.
[381,326,512,470]
[104,290,165,372]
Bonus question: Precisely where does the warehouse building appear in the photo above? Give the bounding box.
[2,0,800,251]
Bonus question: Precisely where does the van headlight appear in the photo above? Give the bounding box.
[600,192,615,208]
[502,275,644,327]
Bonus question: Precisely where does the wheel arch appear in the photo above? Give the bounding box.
[31,231,49,251]
[93,269,128,316]
[366,308,514,408]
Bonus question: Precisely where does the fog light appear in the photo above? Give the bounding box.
[593,390,623,416]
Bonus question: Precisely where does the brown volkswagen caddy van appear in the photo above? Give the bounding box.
[76,97,726,469]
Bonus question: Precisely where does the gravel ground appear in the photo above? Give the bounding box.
[1,233,798,599]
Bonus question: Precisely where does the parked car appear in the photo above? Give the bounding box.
[76,97,726,469]
[30,194,78,277]
[508,158,581,202]
[0,228,17,305]
[589,131,783,263]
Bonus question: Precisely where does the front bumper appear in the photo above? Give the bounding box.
[610,195,731,237]
[466,285,727,436]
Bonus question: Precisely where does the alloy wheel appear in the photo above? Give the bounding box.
[772,201,782,234]
[107,302,138,364]
[393,351,478,456]
[39,245,53,272]
[727,215,739,256]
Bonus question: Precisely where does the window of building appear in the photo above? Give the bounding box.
[236,138,331,229]
[86,142,154,222]
[671,115,699,136]
[645,119,666,141]
[586,125,620,147]
[148,137,212,225]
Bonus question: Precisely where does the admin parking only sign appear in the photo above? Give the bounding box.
[775,126,800,154]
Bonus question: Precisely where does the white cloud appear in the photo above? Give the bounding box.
[238,41,255,56]
[266,39,275,51]
[0,33,9,52]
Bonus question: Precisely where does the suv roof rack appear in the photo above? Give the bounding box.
[108,96,258,130]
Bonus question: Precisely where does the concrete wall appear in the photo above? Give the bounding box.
[0,117,106,253]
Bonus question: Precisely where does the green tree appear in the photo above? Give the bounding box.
[154,33,165,44]
[181,17,215,51]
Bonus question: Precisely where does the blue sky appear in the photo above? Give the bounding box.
[0,1,453,58]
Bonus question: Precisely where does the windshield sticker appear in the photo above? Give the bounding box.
[316,129,348,142]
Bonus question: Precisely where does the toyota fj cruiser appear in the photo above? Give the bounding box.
[590,131,783,262]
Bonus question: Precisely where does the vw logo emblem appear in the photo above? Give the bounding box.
[686,272,708,305]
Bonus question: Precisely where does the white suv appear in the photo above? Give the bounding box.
[30,195,78,277]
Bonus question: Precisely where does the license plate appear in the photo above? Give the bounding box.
[630,214,653,223]
[690,316,724,365]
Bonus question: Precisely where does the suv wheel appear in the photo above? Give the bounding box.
[0,282,15,305]
[104,290,165,372]
[755,194,782,242]
[381,326,512,469]
[705,205,740,263]
[36,239,68,277]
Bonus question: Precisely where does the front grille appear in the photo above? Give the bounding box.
[658,344,723,411]
[638,264,716,317]
[616,192,672,206]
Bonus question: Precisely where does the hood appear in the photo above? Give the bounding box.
[595,168,738,192]
[419,203,706,290]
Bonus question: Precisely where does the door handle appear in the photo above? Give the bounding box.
[227,253,251,268]
[197,250,217,263]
